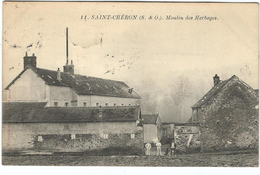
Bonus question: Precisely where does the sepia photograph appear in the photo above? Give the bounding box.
[1,1,259,169]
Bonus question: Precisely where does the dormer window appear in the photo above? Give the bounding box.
[105,103,108,106]
[128,88,133,94]
[114,103,116,106]
[65,102,69,107]
[83,102,87,107]
[96,103,99,107]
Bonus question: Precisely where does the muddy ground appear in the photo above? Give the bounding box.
[2,151,258,167]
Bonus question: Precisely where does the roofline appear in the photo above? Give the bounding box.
[2,120,138,124]
[4,65,61,90]
[5,67,29,90]
[191,75,257,108]
[37,67,135,86]
[4,66,142,99]
[191,75,234,108]
[78,93,141,99]
[36,67,142,99]
[174,123,200,126]
[162,122,179,124]
[45,105,141,109]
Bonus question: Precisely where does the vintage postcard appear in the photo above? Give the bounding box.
[2,2,259,167]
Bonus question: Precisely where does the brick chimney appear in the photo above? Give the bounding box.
[213,74,220,86]
[23,52,37,69]
[63,28,74,75]
[63,60,74,75]
[57,68,62,81]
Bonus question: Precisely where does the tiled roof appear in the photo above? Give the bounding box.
[191,76,232,108]
[254,89,259,95]
[191,75,257,108]
[2,102,140,123]
[142,114,159,124]
[5,66,141,99]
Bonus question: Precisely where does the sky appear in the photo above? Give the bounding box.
[2,2,259,122]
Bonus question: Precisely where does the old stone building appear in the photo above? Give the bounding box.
[190,74,259,152]
[142,114,162,143]
[2,102,143,154]
[2,28,144,155]
[3,52,141,107]
[2,52,143,155]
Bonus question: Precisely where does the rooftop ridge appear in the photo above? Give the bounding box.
[191,76,233,108]
[35,67,125,83]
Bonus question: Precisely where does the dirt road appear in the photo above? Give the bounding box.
[2,152,258,167]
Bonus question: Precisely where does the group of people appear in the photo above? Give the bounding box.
[144,140,176,156]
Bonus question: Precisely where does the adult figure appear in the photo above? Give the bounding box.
[145,142,151,155]
[170,140,176,156]
[156,141,162,156]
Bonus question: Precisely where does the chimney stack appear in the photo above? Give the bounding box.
[23,52,37,69]
[63,27,74,75]
[213,74,220,86]
[57,68,61,81]
[66,27,68,65]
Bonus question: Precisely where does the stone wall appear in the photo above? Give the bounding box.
[198,78,259,152]
[2,122,144,155]
[174,125,200,153]
[34,132,143,154]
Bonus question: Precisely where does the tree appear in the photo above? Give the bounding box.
[171,76,191,122]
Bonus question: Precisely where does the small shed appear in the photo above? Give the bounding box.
[142,114,162,143]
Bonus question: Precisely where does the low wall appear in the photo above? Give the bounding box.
[2,122,144,155]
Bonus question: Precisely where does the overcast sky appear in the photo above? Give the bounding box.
[3,2,258,122]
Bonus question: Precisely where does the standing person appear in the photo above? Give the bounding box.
[170,140,175,156]
[156,141,162,156]
[145,142,151,155]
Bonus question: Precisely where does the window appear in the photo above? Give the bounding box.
[131,133,135,139]
[129,104,131,106]
[122,103,124,106]
[71,134,76,139]
[105,102,108,106]
[96,103,99,107]
[83,102,87,107]
[103,134,108,139]
[38,136,43,142]
[114,103,116,106]
[54,102,58,107]
[65,102,69,107]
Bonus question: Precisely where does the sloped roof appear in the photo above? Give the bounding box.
[2,102,140,123]
[254,89,259,95]
[191,76,232,108]
[142,114,159,124]
[191,75,257,108]
[5,66,141,99]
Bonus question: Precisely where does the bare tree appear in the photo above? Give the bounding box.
[171,76,191,122]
